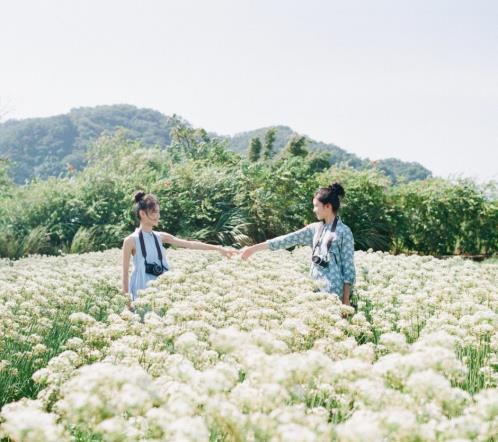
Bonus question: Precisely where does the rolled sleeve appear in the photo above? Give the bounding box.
[340,228,356,284]
[267,225,314,251]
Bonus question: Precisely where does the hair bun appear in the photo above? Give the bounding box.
[134,191,146,203]
[329,182,345,198]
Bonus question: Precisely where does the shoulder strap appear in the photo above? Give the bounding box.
[139,230,147,259]
[325,217,339,250]
[138,230,163,263]
[313,217,339,254]
[152,233,163,262]
[312,222,326,254]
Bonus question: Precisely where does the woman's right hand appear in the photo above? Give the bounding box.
[240,246,255,260]
[240,242,269,260]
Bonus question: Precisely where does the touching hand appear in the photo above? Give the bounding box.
[240,246,255,260]
[219,247,238,258]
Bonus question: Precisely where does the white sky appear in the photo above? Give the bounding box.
[1,0,497,181]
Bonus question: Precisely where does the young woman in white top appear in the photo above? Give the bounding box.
[122,191,236,306]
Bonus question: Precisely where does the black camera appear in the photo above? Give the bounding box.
[138,231,167,276]
[312,255,329,268]
[145,261,165,276]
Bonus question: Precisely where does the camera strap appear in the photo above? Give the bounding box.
[138,230,163,263]
[312,217,338,256]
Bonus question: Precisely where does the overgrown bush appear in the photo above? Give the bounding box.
[390,179,495,255]
[0,132,496,259]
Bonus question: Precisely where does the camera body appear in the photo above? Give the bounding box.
[145,261,165,276]
[312,255,329,268]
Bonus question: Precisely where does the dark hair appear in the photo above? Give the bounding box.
[314,182,345,213]
[133,191,159,220]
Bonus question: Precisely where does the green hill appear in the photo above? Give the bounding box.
[0,105,175,183]
[0,104,431,183]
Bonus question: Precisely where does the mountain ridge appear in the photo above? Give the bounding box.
[0,104,432,184]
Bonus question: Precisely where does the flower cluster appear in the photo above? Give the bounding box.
[1,247,497,441]
[0,250,128,408]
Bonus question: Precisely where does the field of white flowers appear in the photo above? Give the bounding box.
[0,247,497,441]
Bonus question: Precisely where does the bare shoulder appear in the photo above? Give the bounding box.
[122,234,136,250]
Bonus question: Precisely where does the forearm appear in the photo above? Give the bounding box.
[342,283,350,305]
[181,240,222,252]
[122,271,129,294]
[241,241,269,260]
[266,225,314,251]
[253,242,270,253]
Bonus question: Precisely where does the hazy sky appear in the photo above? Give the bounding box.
[1,0,497,181]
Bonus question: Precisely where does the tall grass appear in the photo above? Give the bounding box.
[0,283,124,409]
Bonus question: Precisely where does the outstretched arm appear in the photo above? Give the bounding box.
[159,232,237,258]
[241,224,315,260]
[240,241,269,260]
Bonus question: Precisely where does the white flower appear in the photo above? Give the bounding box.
[0,399,69,442]
[1,246,496,440]
[335,410,383,441]
[379,332,408,354]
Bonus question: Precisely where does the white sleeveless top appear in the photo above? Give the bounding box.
[129,228,170,301]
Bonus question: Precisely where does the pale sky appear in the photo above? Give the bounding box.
[1,0,497,181]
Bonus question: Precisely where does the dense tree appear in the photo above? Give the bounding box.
[0,157,12,190]
[263,127,277,160]
[284,134,308,157]
[372,158,432,183]
[248,137,262,162]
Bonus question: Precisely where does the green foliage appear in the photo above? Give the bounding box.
[0,226,19,258]
[457,339,493,394]
[154,160,249,246]
[316,167,393,251]
[169,123,237,166]
[1,106,433,185]
[263,127,277,160]
[389,179,496,255]
[248,137,262,162]
[0,129,495,259]
[306,151,332,174]
[70,227,98,254]
[480,199,498,255]
[237,157,319,242]
[21,225,52,256]
[283,134,308,158]
[0,134,169,258]
[372,158,432,183]
[0,156,13,189]
[0,105,175,183]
